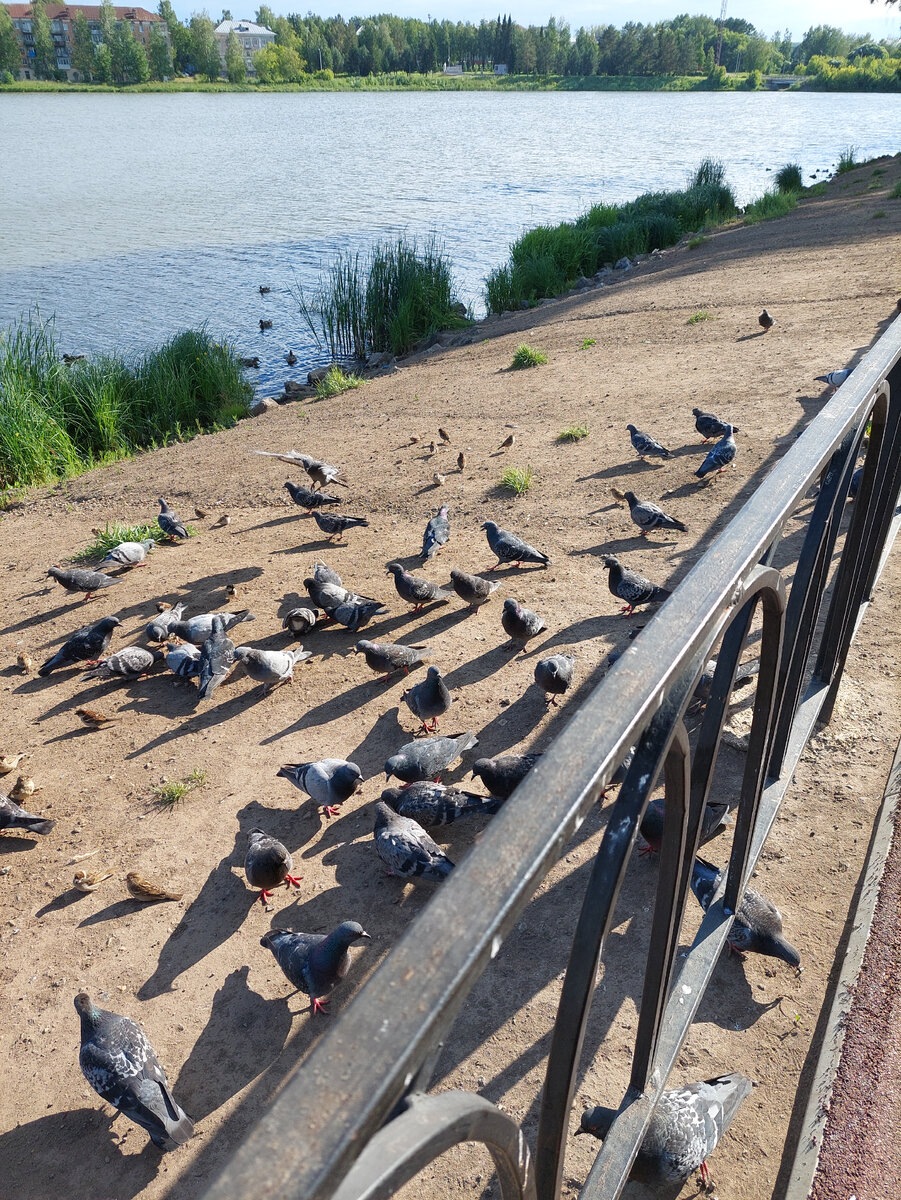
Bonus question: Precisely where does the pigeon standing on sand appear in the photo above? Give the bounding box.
[39,615,122,676]
[75,992,194,1152]
[384,732,478,785]
[692,408,738,442]
[244,827,302,904]
[165,642,202,678]
[403,665,452,731]
[196,615,235,701]
[312,511,369,542]
[169,610,255,645]
[640,797,730,856]
[234,646,312,693]
[332,595,389,632]
[450,569,502,612]
[501,598,546,651]
[99,539,155,568]
[758,308,775,332]
[624,491,687,536]
[695,426,736,480]
[84,646,164,680]
[482,521,550,569]
[386,562,451,611]
[283,481,340,511]
[354,640,430,681]
[578,1072,753,1188]
[472,753,542,799]
[0,790,55,835]
[626,424,671,461]
[282,606,319,637]
[373,801,455,881]
[600,556,670,615]
[260,922,370,1014]
[47,566,120,603]
[534,654,574,705]
[146,601,186,642]
[421,506,450,561]
[815,368,852,389]
[381,782,503,827]
[277,759,363,817]
[157,498,188,540]
[690,857,801,967]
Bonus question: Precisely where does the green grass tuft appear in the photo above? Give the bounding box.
[687,235,707,249]
[556,424,589,442]
[150,769,208,808]
[743,190,798,225]
[314,366,364,399]
[72,522,174,563]
[872,210,887,219]
[500,464,535,494]
[774,163,803,193]
[890,181,901,199]
[805,181,827,197]
[687,310,712,325]
[511,344,547,369]
[579,338,596,349]
[836,146,858,175]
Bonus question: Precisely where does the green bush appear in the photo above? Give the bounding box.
[837,146,858,174]
[511,344,547,369]
[314,366,363,398]
[774,163,803,193]
[743,189,799,224]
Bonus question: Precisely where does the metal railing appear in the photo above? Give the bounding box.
[199,314,901,1200]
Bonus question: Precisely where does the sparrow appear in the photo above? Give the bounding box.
[225,583,238,600]
[433,472,446,487]
[156,601,172,612]
[73,869,114,893]
[126,872,183,903]
[194,507,208,519]
[9,775,40,802]
[409,435,421,445]
[610,487,628,505]
[457,451,466,471]
[498,434,515,450]
[212,514,231,528]
[16,652,34,674]
[0,753,26,775]
[438,427,451,443]
[75,708,121,729]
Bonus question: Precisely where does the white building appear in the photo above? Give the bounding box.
[214,19,275,77]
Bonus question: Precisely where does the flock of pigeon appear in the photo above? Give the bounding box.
[6,357,850,1190]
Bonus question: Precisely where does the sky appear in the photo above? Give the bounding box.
[171,1,901,41]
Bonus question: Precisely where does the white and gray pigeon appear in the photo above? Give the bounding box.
[168,610,255,646]
[165,641,202,678]
[260,922,370,1014]
[74,992,194,1152]
[196,615,236,701]
[282,606,319,638]
[815,368,852,388]
[384,731,478,784]
[373,800,455,882]
[600,555,671,615]
[421,506,450,560]
[100,538,155,568]
[38,615,122,676]
[1,790,55,835]
[354,640,430,680]
[626,423,671,460]
[84,646,164,679]
[403,665,452,732]
[501,598,546,651]
[244,827,302,904]
[146,602,187,642]
[624,491,687,536]
[691,857,800,967]
[381,782,503,827]
[481,521,550,569]
[234,645,312,692]
[579,1072,753,1188]
[450,569,502,611]
[254,450,348,490]
[386,562,452,610]
[277,758,363,816]
[692,408,738,442]
[695,426,737,480]
[471,753,542,799]
[534,653,574,705]
[157,497,188,540]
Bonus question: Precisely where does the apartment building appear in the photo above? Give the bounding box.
[7,4,166,80]
[214,19,275,78]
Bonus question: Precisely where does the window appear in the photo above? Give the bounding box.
[21,20,32,31]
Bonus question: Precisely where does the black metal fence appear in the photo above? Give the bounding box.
[199,313,901,1200]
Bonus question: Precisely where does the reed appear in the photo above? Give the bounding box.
[743,189,798,224]
[774,163,803,193]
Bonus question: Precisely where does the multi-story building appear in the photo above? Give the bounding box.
[7,4,166,81]
[214,19,275,78]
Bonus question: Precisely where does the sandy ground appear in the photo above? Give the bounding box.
[1,156,901,1200]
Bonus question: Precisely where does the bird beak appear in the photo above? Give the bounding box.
[360,931,372,940]
[385,772,392,782]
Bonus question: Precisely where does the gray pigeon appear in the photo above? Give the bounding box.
[691,857,800,968]
[47,566,120,602]
[282,606,319,637]
[534,653,574,705]
[244,827,302,904]
[624,491,687,536]
[640,798,730,855]
[283,480,340,510]
[626,424,671,460]
[1,790,55,835]
[313,561,342,586]
[165,642,202,678]
[381,782,502,827]
[373,800,455,881]
[75,992,194,1151]
[354,639,430,680]
[39,615,122,676]
[758,308,775,332]
[312,511,369,542]
[421,506,450,560]
[403,665,452,732]
[277,758,363,816]
[332,597,389,632]
[501,598,546,651]
[695,426,736,480]
[815,368,852,388]
[254,450,348,490]
[260,922,370,1014]
[303,575,349,614]
[234,646,311,693]
[471,753,542,799]
[689,656,759,712]
[84,646,163,680]
[303,573,387,630]
[692,408,738,442]
[450,568,502,611]
[600,555,670,615]
[481,521,550,569]
[386,562,451,610]
[196,615,235,701]
[169,610,255,646]
[99,539,155,568]
[145,602,187,642]
[384,731,478,784]
[157,497,188,540]
[579,1072,753,1188]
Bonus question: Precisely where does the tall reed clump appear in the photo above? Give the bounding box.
[774,163,803,193]
[484,159,738,313]
[300,236,467,360]
[0,314,252,490]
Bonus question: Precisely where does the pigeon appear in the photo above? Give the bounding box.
[600,555,671,615]
[403,665,452,732]
[84,646,163,680]
[260,922,370,1014]
[283,480,340,511]
[689,656,760,711]
[354,640,430,681]
[254,451,347,489]
[233,645,311,693]
[0,790,54,835]
[126,873,183,902]
[0,752,26,775]
[534,653,574,704]
[313,560,343,586]
[695,426,736,479]
[332,597,387,632]
[303,574,349,614]
[145,602,187,642]
[690,857,801,967]
[381,782,503,827]
[157,498,188,540]
[386,562,452,611]
[626,424,671,460]
[373,801,455,881]
[450,568,502,611]
[39,615,122,676]
[196,616,236,701]
[99,539,155,569]
[384,732,478,785]
[169,610,255,646]
[849,465,863,500]
[578,1072,753,1188]
[282,606,319,637]
[75,992,194,1152]
[623,491,687,536]
[260,318,272,330]
[75,707,121,729]
[481,521,550,569]
[47,566,120,602]
[277,759,363,817]
[421,506,450,560]
[692,408,738,442]
[312,511,369,542]
[640,798,730,855]
[165,642,202,677]
[501,598,546,651]
[815,368,852,388]
[244,827,302,904]
[758,308,775,332]
[471,753,542,799]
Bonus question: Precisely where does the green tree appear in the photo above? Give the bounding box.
[0,4,21,75]
[71,10,95,79]
[256,6,276,29]
[189,13,220,79]
[158,1,191,73]
[111,22,149,82]
[225,27,245,82]
[31,0,57,78]
[98,0,115,43]
[148,22,171,79]
[93,41,112,82]
[793,25,852,65]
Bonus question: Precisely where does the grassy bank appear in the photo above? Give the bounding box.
[0,317,252,491]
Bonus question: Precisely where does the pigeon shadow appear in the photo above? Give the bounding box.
[345,707,409,780]
[0,834,41,855]
[240,512,302,533]
[260,674,405,743]
[578,460,654,481]
[442,644,512,690]
[693,951,788,1030]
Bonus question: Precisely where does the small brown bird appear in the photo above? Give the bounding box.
[16,652,34,674]
[212,514,231,528]
[73,869,114,893]
[194,507,208,520]
[225,583,238,600]
[409,435,421,445]
[156,601,172,612]
[498,434,515,451]
[610,487,628,505]
[758,308,775,332]
[126,872,183,903]
[432,472,446,487]
[75,707,121,730]
[427,441,437,455]
[438,427,451,443]
[286,350,298,365]
[0,753,26,775]
[457,451,466,472]
[9,775,40,802]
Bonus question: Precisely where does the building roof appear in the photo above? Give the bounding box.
[6,4,161,19]
[214,19,274,36]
